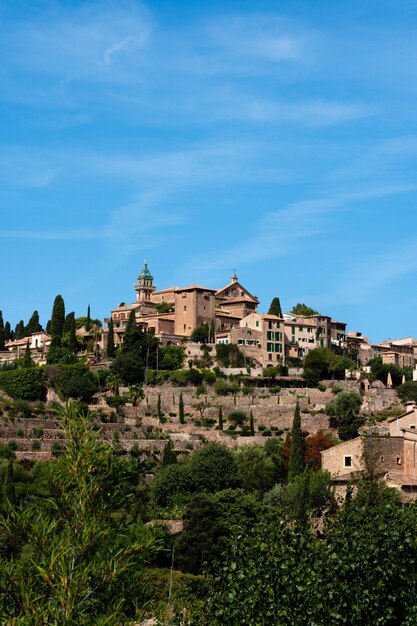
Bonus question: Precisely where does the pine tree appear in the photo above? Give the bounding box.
[107,317,115,358]
[218,406,223,431]
[179,392,185,424]
[157,393,162,421]
[268,297,283,318]
[4,321,11,342]
[50,295,65,346]
[25,310,42,335]
[0,311,5,351]
[86,304,91,332]
[23,340,33,368]
[288,402,305,482]
[250,410,255,436]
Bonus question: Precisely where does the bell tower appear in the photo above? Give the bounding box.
[134,260,156,302]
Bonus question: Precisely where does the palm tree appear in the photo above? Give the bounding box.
[128,384,144,422]
[107,374,122,397]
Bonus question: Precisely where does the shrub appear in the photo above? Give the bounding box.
[227,410,248,426]
[32,440,41,451]
[201,369,216,384]
[0,368,46,401]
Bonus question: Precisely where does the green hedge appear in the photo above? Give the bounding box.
[0,368,47,401]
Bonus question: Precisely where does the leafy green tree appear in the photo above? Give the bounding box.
[159,345,185,370]
[397,381,417,404]
[326,391,363,441]
[235,445,276,493]
[50,295,65,347]
[176,489,261,575]
[191,323,209,343]
[304,348,355,386]
[25,310,42,335]
[291,303,319,316]
[0,311,5,350]
[189,444,240,494]
[57,364,98,403]
[179,392,185,424]
[288,402,305,481]
[107,317,116,358]
[227,410,248,427]
[0,403,160,624]
[112,310,159,385]
[268,297,283,318]
[369,356,408,387]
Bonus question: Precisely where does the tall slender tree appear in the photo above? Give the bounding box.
[157,393,162,421]
[268,297,283,318]
[63,312,75,336]
[218,406,223,431]
[23,341,33,368]
[50,295,65,347]
[107,317,115,358]
[86,304,91,332]
[250,410,255,436]
[0,311,5,351]
[25,310,42,335]
[15,320,25,340]
[288,402,305,482]
[4,321,11,342]
[68,316,78,353]
[210,319,216,343]
[179,392,185,424]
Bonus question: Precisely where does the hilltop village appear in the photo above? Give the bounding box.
[1,260,417,504]
[2,262,417,623]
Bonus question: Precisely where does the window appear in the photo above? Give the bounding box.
[410,425,416,430]
[183,324,186,331]
[397,457,402,465]
[344,456,352,468]
[184,306,187,311]
[292,326,295,334]
[256,320,259,327]
[247,330,252,336]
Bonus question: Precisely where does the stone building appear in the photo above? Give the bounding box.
[321,405,417,500]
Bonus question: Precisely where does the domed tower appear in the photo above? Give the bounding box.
[134,260,156,302]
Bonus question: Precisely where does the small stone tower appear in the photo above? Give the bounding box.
[134,260,156,302]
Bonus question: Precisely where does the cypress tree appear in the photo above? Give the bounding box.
[4,321,11,342]
[68,316,78,353]
[288,402,305,482]
[218,406,223,431]
[179,392,185,424]
[0,311,5,351]
[23,340,33,368]
[107,318,115,358]
[46,320,51,335]
[162,439,177,467]
[63,312,75,336]
[268,297,283,318]
[250,410,255,436]
[15,320,25,340]
[122,310,137,353]
[50,295,65,346]
[25,310,42,335]
[86,305,91,332]
[157,393,162,421]
[210,319,216,343]
[3,460,16,504]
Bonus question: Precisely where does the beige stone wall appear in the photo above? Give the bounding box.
[321,437,363,477]
[174,290,215,336]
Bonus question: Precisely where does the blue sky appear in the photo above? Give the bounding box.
[1,0,417,341]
